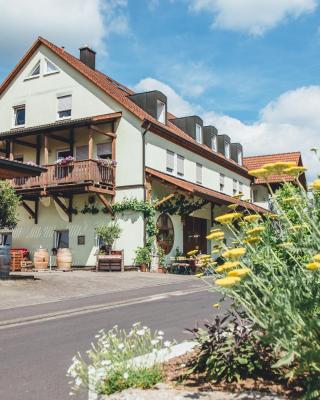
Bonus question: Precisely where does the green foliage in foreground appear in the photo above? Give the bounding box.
[0,181,20,230]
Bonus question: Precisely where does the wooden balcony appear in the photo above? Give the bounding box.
[11,159,115,196]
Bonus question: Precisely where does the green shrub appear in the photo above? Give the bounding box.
[95,221,121,251]
[67,323,172,395]
[134,246,152,266]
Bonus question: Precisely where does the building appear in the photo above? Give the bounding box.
[244,152,306,210]
[0,37,268,267]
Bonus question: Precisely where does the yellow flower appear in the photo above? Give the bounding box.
[244,236,262,244]
[246,226,265,235]
[215,261,240,273]
[289,224,303,232]
[306,262,320,271]
[210,228,222,233]
[313,254,320,262]
[212,303,221,308]
[206,231,225,240]
[283,166,307,176]
[243,214,261,223]
[268,213,278,220]
[282,196,298,204]
[215,212,243,225]
[195,273,204,278]
[278,242,293,249]
[227,204,238,210]
[200,254,211,259]
[262,162,296,174]
[311,179,320,190]
[211,249,220,255]
[232,193,244,199]
[222,248,246,260]
[215,277,241,287]
[228,268,251,277]
[248,168,270,179]
[187,250,198,256]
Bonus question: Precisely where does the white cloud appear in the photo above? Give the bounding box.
[134,77,319,179]
[0,0,128,60]
[188,0,317,35]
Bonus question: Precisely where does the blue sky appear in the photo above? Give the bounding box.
[0,0,319,177]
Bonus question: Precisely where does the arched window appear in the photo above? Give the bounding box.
[156,213,174,254]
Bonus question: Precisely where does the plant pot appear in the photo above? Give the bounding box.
[158,266,164,273]
[140,263,148,272]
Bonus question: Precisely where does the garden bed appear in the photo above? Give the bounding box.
[162,351,304,399]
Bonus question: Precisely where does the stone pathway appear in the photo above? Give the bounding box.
[105,384,284,400]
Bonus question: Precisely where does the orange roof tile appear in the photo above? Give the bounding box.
[243,152,303,184]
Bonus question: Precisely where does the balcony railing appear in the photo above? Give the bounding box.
[12,159,115,190]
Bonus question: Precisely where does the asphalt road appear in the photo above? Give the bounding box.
[0,279,223,400]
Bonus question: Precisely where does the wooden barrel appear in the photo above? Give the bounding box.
[57,248,72,270]
[0,255,10,279]
[34,248,49,270]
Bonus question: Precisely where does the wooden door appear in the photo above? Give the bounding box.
[183,216,207,255]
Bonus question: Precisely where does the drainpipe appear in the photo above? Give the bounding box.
[142,121,151,246]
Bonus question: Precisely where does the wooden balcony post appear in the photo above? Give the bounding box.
[44,135,49,165]
[9,141,14,160]
[88,130,93,160]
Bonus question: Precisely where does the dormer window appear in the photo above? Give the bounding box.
[212,135,217,151]
[238,150,242,165]
[44,59,59,75]
[196,124,202,144]
[225,142,230,159]
[57,95,72,119]
[14,105,25,127]
[157,100,166,124]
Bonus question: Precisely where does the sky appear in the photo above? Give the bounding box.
[0,0,320,178]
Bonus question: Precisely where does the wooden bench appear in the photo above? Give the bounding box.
[96,250,124,272]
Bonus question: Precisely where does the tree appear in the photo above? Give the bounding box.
[0,181,20,230]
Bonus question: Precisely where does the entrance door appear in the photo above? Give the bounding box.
[183,216,207,255]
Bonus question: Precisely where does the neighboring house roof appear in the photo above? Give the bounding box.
[0,37,248,178]
[243,152,305,185]
[146,167,268,214]
[0,158,46,179]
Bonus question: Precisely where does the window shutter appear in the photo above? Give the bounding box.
[220,174,225,185]
[177,155,184,176]
[58,95,72,112]
[97,142,112,158]
[196,163,202,184]
[166,150,174,172]
[76,145,88,161]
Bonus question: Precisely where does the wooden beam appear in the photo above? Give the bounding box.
[155,193,175,207]
[69,128,74,157]
[89,125,117,138]
[88,130,93,159]
[68,195,73,223]
[44,135,49,165]
[53,196,70,220]
[9,141,13,160]
[36,135,41,165]
[49,134,71,144]
[15,139,38,149]
[97,193,113,214]
[87,186,115,196]
[35,199,39,224]
[21,201,36,220]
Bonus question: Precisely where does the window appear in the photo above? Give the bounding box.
[253,189,258,203]
[97,142,112,159]
[57,148,72,160]
[239,182,243,194]
[212,135,217,151]
[166,150,174,173]
[0,232,12,247]
[57,95,72,119]
[44,59,59,75]
[54,230,69,249]
[220,173,225,192]
[156,100,166,124]
[14,106,25,126]
[233,179,237,195]
[177,155,184,176]
[195,124,202,144]
[196,163,202,184]
[225,142,230,159]
[76,145,88,161]
[27,61,41,78]
[156,213,174,255]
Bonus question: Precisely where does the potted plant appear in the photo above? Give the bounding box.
[157,246,166,273]
[95,222,121,255]
[134,246,152,272]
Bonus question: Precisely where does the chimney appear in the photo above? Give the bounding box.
[79,45,96,69]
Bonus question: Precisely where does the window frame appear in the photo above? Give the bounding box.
[195,124,202,144]
[13,105,26,127]
[196,162,202,184]
[166,150,175,174]
[220,173,225,192]
[225,142,231,159]
[156,99,166,124]
[44,59,59,76]
[57,95,72,120]
[212,135,217,151]
[233,179,237,195]
[177,154,184,177]
[25,61,41,81]
[54,229,69,249]
[96,142,112,160]
[57,148,72,161]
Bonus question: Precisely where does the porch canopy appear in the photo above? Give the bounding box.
[146,167,268,214]
[0,158,46,179]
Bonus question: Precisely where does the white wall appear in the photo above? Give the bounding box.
[145,132,251,198]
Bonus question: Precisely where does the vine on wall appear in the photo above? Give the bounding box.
[157,194,208,216]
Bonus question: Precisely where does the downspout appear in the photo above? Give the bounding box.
[142,121,152,245]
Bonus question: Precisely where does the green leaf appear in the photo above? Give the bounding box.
[272,351,295,368]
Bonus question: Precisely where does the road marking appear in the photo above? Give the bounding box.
[0,286,208,330]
